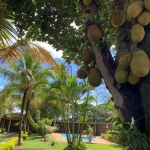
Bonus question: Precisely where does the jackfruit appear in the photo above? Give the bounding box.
[88,67,102,87]
[77,65,89,79]
[138,11,150,26]
[144,0,150,11]
[115,51,128,63]
[87,25,102,43]
[115,66,129,83]
[83,0,92,5]
[131,24,145,42]
[81,49,92,64]
[130,50,150,77]
[111,10,125,28]
[128,72,140,85]
[127,1,144,18]
[119,53,132,68]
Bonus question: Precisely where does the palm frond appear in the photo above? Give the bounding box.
[21,42,60,70]
[0,18,18,48]
[0,41,60,70]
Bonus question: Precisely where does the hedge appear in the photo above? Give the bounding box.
[0,137,18,150]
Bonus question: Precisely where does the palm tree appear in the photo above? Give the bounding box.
[0,51,57,145]
[50,67,94,147]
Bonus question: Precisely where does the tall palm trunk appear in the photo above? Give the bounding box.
[18,91,27,145]
[23,99,30,133]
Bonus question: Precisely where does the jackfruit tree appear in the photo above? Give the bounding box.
[2,0,150,134]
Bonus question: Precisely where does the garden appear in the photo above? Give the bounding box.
[1,0,150,150]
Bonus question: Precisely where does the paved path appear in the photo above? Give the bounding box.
[51,133,116,145]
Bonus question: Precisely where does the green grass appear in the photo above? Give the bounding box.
[15,134,123,150]
[86,144,123,150]
[0,133,17,142]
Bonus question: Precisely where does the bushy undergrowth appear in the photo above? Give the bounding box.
[101,130,119,144]
[64,141,87,150]
[102,122,150,150]
[0,128,6,134]
[0,137,18,150]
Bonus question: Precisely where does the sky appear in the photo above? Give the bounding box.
[0,42,110,105]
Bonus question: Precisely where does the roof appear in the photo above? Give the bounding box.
[2,113,25,120]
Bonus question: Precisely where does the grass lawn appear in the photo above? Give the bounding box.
[15,134,123,150]
[0,133,17,142]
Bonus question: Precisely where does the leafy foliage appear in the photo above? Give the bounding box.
[0,137,18,150]
[109,122,150,150]
[2,0,87,61]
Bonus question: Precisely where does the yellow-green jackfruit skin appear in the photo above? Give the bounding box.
[119,54,132,69]
[77,65,89,79]
[115,66,129,84]
[144,0,150,11]
[87,25,102,43]
[111,10,125,28]
[131,24,145,42]
[130,50,150,77]
[128,72,140,85]
[88,67,102,87]
[81,49,92,64]
[127,1,144,18]
[83,0,92,5]
[138,11,150,26]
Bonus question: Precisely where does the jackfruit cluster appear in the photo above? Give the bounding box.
[80,0,104,87]
[77,49,92,80]
[77,65,102,87]
[111,1,150,43]
[77,49,102,87]
[115,50,150,85]
[127,0,150,43]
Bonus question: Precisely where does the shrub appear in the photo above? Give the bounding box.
[45,125,58,133]
[83,125,94,135]
[0,128,6,134]
[0,137,18,150]
[107,122,150,150]
[21,132,28,140]
[101,130,119,144]
[64,141,87,150]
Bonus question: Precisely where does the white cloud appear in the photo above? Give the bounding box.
[37,42,63,59]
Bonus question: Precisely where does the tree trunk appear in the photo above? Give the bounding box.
[83,0,146,133]
[92,37,146,133]
[18,91,27,145]
[138,24,150,134]
[23,99,30,133]
[7,118,11,133]
[61,101,70,144]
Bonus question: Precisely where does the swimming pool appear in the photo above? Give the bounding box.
[60,133,96,142]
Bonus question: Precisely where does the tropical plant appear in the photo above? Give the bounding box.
[109,122,150,150]
[0,50,58,145]
[50,70,94,148]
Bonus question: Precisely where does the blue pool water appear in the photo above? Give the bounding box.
[61,133,96,142]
